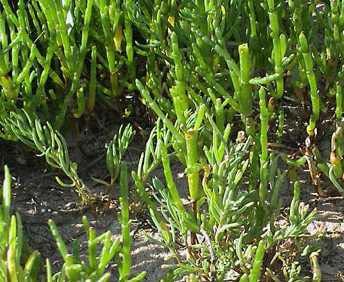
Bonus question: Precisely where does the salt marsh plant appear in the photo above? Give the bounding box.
[1,0,344,197]
[0,166,41,282]
[132,118,315,280]
[105,124,135,187]
[2,0,344,280]
[47,165,146,282]
[135,73,316,280]
[0,110,92,204]
[0,163,144,281]
[128,0,344,197]
[0,0,138,127]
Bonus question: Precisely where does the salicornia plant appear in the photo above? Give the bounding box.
[106,124,135,187]
[133,119,315,280]
[47,164,146,282]
[0,166,41,282]
[3,1,344,280]
[299,32,320,137]
[0,110,92,204]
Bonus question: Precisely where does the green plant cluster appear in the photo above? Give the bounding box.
[0,165,146,282]
[1,0,344,281]
[0,0,138,127]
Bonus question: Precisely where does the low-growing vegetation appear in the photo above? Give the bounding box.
[0,0,344,281]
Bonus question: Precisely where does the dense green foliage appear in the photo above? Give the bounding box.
[1,0,343,281]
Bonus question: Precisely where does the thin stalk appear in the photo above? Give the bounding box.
[119,164,131,281]
[266,0,285,98]
[185,129,201,203]
[299,32,319,136]
[259,87,269,205]
[239,43,252,116]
